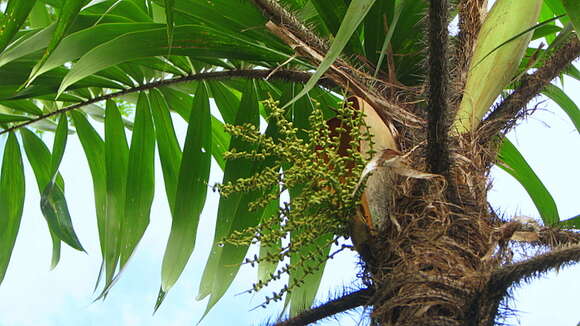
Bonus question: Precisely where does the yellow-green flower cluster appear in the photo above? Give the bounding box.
[217,98,372,305]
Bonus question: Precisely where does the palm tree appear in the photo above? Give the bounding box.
[0,0,578,325]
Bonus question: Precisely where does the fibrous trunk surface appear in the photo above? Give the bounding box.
[366,131,500,326]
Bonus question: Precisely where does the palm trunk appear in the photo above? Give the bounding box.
[365,137,500,326]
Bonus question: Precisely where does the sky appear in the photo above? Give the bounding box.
[0,78,578,326]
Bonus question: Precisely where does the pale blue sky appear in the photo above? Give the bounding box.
[0,78,578,325]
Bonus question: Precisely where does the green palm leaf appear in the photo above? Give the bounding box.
[562,0,580,38]
[197,80,261,314]
[158,83,212,304]
[285,0,376,107]
[101,100,130,295]
[20,128,66,269]
[40,115,85,252]
[0,0,36,53]
[497,138,559,226]
[120,92,156,268]
[26,0,92,85]
[542,84,580,134]
[0,133,25,285]
[149,89,182,210]
[70,111,107,260]
[57,25,287,95]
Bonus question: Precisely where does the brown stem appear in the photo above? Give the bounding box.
[0,69,330,135]
[250,0,329,55]
[479,37,580,143]
[271,288,373,326]
[488,243,580,291]
[508,224,580,248]
[477,244,580,325]
[426,0,451,178]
